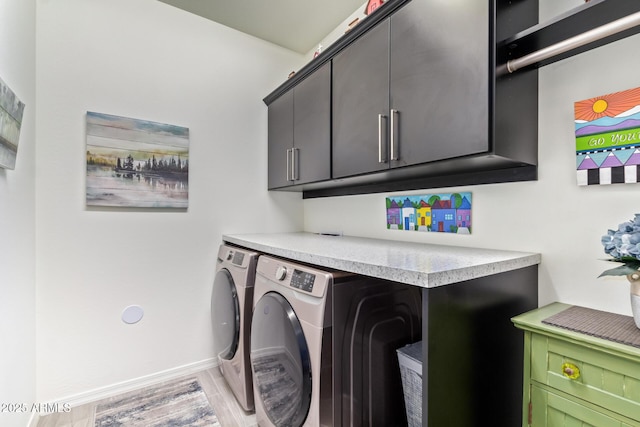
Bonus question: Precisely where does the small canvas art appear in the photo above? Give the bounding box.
[0,77,25,170]
[575,86,640,186]
[386,192,472,234]
[86,112,189,208]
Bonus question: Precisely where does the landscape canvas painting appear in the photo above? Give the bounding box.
[86,112,189,208]
[0,77,25,170]
[575,86,640,186]
[386,192,472,234]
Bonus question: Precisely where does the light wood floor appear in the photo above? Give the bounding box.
[36,367,257,427]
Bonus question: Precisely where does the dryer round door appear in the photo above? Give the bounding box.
[251,292,311,427]
[211,268,240,361]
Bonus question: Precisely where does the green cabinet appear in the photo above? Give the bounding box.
[513,303,640,427]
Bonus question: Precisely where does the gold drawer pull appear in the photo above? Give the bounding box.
[561,362,580,380]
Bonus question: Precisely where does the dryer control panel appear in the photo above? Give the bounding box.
[217,244,258,269]
[256,255,332,298]
[290,269,316,293]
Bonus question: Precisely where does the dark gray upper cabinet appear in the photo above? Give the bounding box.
[333,21,390,178]
[388,0,489,167]
[294,63,332,185]
[267,90,293,189]
[265,0,640,197]
[334,0,495,179]
[265,0,544,197]
[267,62,331,190]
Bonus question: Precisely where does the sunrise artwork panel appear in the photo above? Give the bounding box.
[575,86,640,186]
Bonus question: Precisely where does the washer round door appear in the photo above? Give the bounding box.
[251,292,311,427]
[211,268,240,361]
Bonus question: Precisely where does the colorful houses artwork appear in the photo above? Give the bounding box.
[386,192,472,234]
[575,86,640,186]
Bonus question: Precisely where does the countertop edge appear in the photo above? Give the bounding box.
[223,233,541,289]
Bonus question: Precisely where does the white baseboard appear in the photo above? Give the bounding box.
[53,358,218,410]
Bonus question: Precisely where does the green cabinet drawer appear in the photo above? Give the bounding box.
[531,385,633,426]
[531,333,640,421]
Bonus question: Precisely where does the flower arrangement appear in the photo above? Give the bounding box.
[600,214,640,277]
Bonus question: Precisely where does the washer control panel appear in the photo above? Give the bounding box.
[231,251,245,266]
[290,269,316,293]
[257,255,331,298]
[216,244,256,269]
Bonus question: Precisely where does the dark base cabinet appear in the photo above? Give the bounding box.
[423,266,538,426]
[333,279,423,427]
[332,266,538,427]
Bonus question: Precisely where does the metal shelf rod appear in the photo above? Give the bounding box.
[506,11,640,73]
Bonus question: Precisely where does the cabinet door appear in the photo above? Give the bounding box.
[268,90,293,189]
[530,333,640,422]
[389,0,489,168]
[531,385,627,426]
[333,20,390,179]
[294,62,331,184]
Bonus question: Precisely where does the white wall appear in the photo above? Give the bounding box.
[304,0,640,317]
[304,3,367,61]
[0,0,36,425]
[35,0,303,403]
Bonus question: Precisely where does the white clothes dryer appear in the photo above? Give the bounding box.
[211,244,258,412]
[250,255,341,427]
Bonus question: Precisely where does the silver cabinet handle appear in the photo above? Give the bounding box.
[378,114,388,163]
[390,109,399,161]
[291,148,298,181]
[286,148,292,181]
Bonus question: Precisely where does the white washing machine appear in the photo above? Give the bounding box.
[250,254,423,426]
[211,244,258,412]
[250,255,343,427]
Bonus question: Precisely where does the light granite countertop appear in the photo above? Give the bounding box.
[223,232,541,288]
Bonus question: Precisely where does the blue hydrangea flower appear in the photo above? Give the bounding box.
[600,214,640,277]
